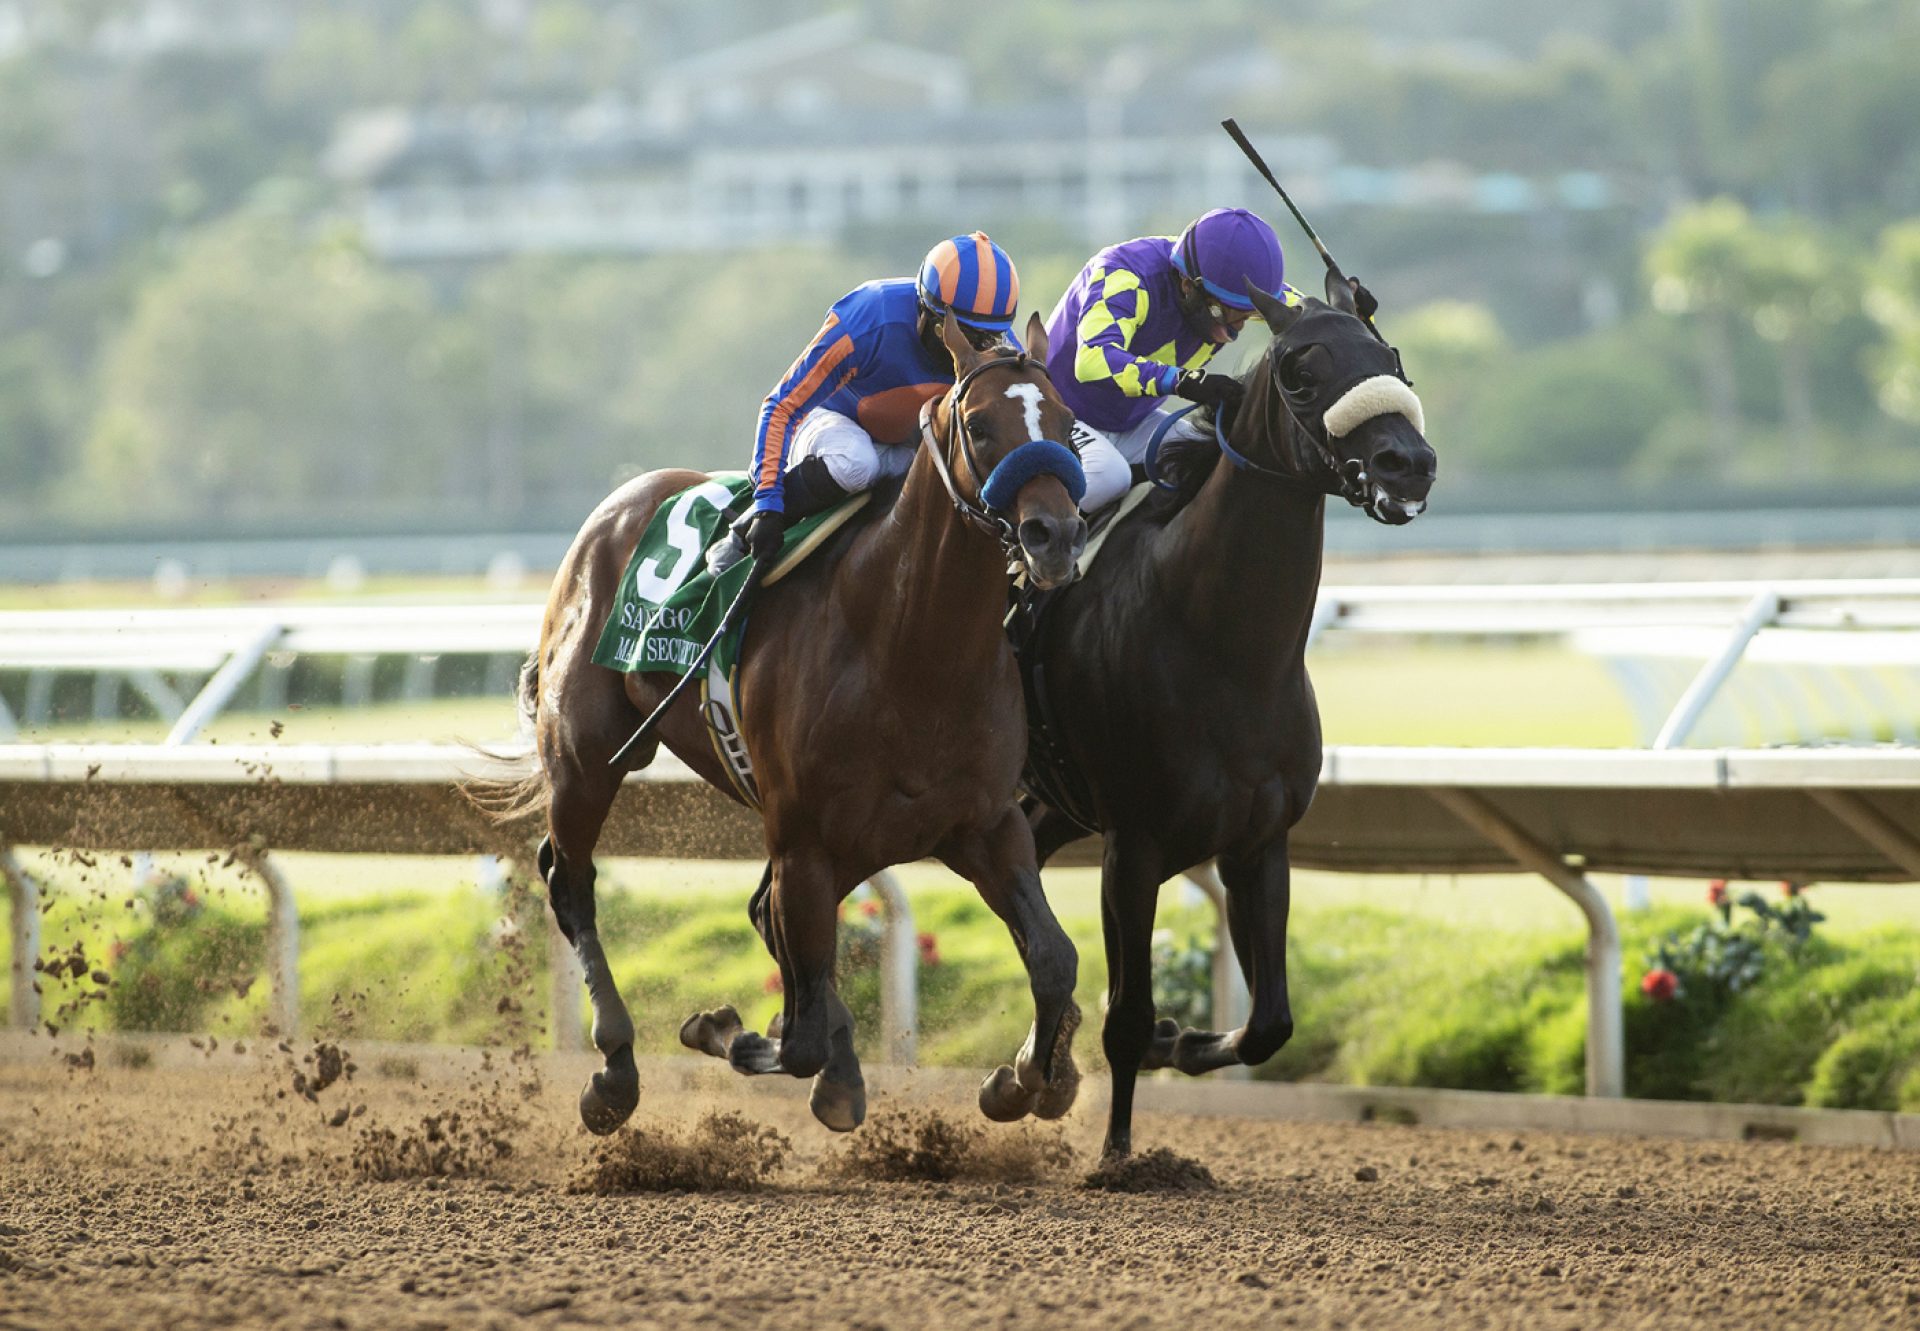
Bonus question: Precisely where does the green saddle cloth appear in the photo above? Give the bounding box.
[591,472,857,678]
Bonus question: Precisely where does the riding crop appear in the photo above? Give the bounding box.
[605,557,767,769]
[1220,117,1390,346]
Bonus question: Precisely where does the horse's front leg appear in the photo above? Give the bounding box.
[1097,830,1168,1158]
[940,807,1082,1123]
[1145,841,1295,1076]
[681,860,865,1131]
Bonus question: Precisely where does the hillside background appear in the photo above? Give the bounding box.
[2,0,1917,535]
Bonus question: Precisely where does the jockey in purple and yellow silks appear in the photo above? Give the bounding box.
[1044,207,1376,511]
[707,232,1026,575]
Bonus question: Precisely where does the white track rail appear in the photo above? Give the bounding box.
[6,741,1920,1099]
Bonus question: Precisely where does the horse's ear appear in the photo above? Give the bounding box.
[1324,269,1359,316]
[1247,279,1304,335]
[1023,310,1049,363]
[940,309,978,373]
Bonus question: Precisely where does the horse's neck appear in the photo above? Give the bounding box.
[1160,375,1327,665]
[841,446,1010,676]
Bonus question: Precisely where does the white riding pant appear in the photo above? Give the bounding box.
[1070,403,1209,512]
[783,409,916,494]
[786,407,1126,516]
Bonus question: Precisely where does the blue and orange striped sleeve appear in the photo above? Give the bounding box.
[748,310,860,513]
[1071,267,1184,400]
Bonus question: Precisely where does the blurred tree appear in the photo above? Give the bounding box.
[1386,299,1508,474]
[1645,198,1763,464]
[1864,221,1920,425]
[0,333,74,497]
[1471,320,1689,476]
[80,212,458,518]
[1738,217,1849,469]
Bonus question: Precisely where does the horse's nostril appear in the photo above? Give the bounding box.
[1372,448,1411,480]
[1019,517,1057,551]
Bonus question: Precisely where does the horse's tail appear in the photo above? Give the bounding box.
[458,652,550,826]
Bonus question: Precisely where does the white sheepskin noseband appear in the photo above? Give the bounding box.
[1322,374,1425,439]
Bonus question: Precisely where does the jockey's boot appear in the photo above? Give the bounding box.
[705,458,852,577]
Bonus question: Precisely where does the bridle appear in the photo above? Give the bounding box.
[1213,317,1414,511]
[919,352,1084,567]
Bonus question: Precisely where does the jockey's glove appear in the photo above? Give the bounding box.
[744,510,786,562]
[1175,370,1246,410]
[1347,276,1379,321]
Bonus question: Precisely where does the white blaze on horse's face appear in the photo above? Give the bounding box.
[1004,382,1046,442]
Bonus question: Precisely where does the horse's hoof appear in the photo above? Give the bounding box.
[728,1031,782,1076]
[978,1064,1035,1123]
[1141,1016,1181,1071]
[578,1045,639,1135]
[809,1071,866,1132]
[1033,1003,1082,1119]
[1033,1059,1080,1121]
[678,1006,743,1059]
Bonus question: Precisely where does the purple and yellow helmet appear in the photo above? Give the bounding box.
[1171,207,1284,311]
[917,231,1020,331]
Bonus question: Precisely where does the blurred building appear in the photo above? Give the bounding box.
[327,12,1617,263]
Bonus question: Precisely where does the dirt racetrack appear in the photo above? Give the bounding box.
[2,1037,1917,1331]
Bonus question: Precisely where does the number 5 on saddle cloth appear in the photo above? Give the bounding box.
[591,473,870,805]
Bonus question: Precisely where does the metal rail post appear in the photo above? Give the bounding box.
[1623,588,1782,909]
[1183,860,1251,1078]
[244,850,301,1038]
[867,868,917,1067]
[165,621,286,745]
[869,869,918,1065]
[2,842,40,1031]
[1429,788,1624,1098]
[549,914,585,1051]
[1806,790,1920,878]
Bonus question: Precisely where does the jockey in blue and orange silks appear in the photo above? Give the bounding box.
[708,232,1042,574]
[1045,207,1376,511]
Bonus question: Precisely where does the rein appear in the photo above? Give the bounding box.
[1213,355,1368,505]
[919,353,1083,566]
[1215,333,1415,510]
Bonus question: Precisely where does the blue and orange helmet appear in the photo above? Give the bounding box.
[917,231,1020,332]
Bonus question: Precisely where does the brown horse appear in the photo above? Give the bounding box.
[498,312,1088,1136]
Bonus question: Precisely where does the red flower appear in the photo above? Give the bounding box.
[860,901,881,919]
[763,970,783,994]
[1780,880,1802,898]
[1640,968,1678,1003]
[1707,880,1729,907]
[917,931,941,968]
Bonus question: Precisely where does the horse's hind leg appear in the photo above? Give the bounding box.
[680,861,865,1130]
[1138,844,1295,1078]
[941,807,1081,1123]
[677,862,771,1061]
[722,850,841,1082]
[543,745,641,1135]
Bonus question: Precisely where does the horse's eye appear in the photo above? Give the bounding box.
[1281,348,1322,395]
[965,414,990,439]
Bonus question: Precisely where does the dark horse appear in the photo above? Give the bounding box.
[495,312,1089,1136]
[1023,272,1438,1157]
